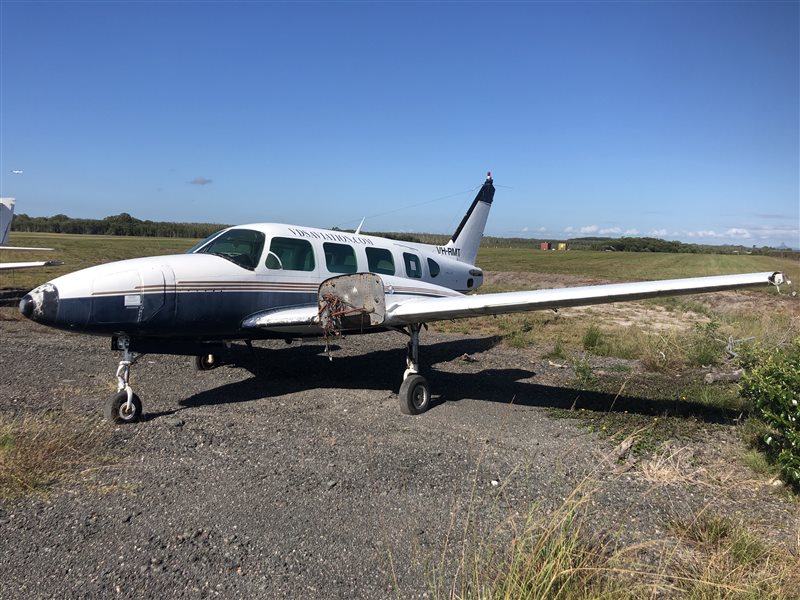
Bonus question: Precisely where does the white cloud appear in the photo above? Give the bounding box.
[725,228,751,238]
[538,226,546,232]
[521,226,529,233]
[624,229,640,235]
[564,226,575,233]
[649,229,667,237]
[190,176,213,185]
[683,229,751,240]
[686,230,721,238]
[579,225,599,234]
[598,227,621,235]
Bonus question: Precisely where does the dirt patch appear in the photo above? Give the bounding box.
[564,303,708,331]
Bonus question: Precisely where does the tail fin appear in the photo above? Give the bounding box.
[0,198,15,245]
[445,173,494,265]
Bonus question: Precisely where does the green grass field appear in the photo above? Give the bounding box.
[477,246,799,282]
[2,232,797,292]
[1,232,201,290]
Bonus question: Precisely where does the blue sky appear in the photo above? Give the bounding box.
[1,1,798,248]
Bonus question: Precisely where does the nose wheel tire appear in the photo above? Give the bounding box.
[398,374,431,415]
[105,391,143,424]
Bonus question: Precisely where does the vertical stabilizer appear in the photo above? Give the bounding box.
[445,174,494,265]
[0,198,16,246]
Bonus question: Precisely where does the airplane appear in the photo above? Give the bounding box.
[18,173,788,424]
[0,197,63,270]
[11,170,24,175]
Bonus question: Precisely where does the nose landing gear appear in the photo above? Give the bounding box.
[104,337,143,424]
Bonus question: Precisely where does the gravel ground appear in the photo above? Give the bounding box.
[1,309,798,599]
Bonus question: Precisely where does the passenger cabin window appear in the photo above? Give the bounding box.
[196,228,265,271]
[265,237,315,271]
[427,258,440,278]
[366,247,395,275]
[324,242,357,273]
[403,252,422,279]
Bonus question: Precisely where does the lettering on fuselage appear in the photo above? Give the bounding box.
[287,228,375,246]
[436,246,461,257]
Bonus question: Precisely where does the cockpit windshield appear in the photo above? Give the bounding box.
[186,230,226,254]
[193,228,266,271]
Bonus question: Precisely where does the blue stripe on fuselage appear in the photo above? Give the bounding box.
[55,290,318,336]
[53,288,449,337]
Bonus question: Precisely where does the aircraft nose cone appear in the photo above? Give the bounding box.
[19,294,34,318]
[18,283,59,324]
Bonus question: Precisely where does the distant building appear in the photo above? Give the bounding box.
[557,242,568,251]
[539,242,552,251]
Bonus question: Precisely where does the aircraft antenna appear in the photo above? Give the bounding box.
[354,217,366,235]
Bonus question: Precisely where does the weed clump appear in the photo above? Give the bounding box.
[686,319,726,367]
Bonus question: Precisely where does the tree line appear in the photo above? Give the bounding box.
[12,212,228,239]
[12,213,794,257]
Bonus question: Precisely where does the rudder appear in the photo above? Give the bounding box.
[445,174,494,265]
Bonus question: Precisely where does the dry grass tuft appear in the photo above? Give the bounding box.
[435,468,800,600]
[440,481,644,600]
[639,444,739,489]
[666,511,800,599]
[0,411,113,499]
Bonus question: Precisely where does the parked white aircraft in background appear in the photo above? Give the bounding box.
[19,174,788,423]
[0,197,63,270]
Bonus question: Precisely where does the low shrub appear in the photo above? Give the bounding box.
[739,337,800,489]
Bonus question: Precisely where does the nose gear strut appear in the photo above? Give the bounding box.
[104,336,143,423]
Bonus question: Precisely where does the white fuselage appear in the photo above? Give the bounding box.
[21,223,482,339]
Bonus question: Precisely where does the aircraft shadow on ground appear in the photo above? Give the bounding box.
[176,335,739,426]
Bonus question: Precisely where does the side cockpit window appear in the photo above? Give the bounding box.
[366,247,395,275]
[266,237,315,271]
[324,242,357,273]
[403,252,422,278]
[195,228,265,270]
[427,258,440,277]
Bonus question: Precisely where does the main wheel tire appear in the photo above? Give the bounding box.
[104,391,143,424]
[193,354,217,371]
[398,374,431,415]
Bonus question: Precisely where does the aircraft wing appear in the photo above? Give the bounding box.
[0,246,54,251]
[242,271,786,332]
[0,260,63,271]
[382,271,785,326]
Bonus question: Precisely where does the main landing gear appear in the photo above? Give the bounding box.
[193,353,219,371]
[104,337,143,424]
[398,323,432,415]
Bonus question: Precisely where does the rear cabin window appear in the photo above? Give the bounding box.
[196,228,265,271]
[403,252,422,279]
[324,242,357,273]
[427,258,441,277]
[265,237,315,271]
[366,247,395,275]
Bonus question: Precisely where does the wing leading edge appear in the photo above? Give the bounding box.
[383,271,785,326]
[0,260,63,271]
